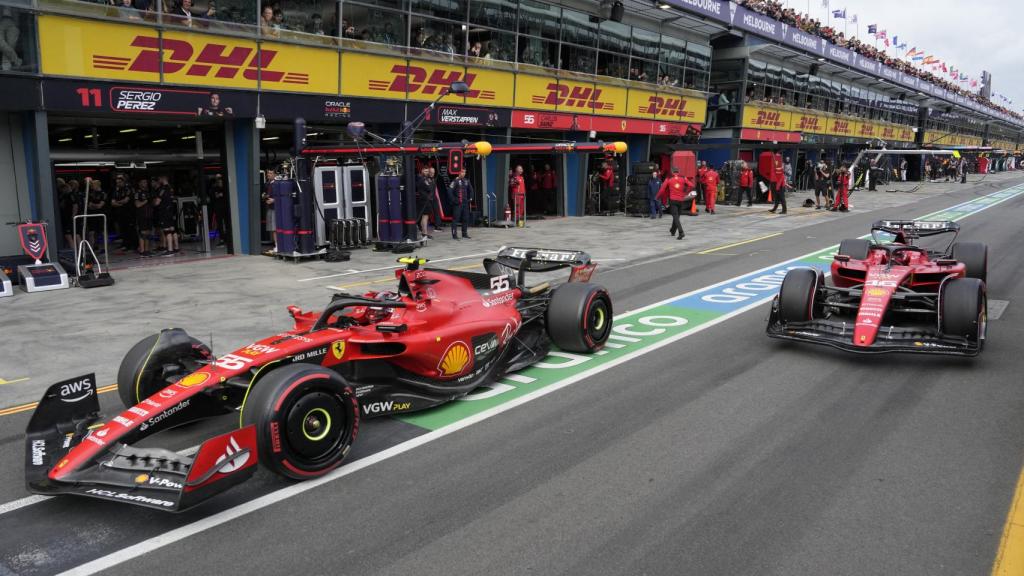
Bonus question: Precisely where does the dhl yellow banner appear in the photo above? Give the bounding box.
[342,53,513,107]
[791,111,826,135]
[876,123,915,143]
[513,76,625,116]
[742,104,792,131]
[39,15,338,94]
[826,116,858,137]
[924,131,983,147]
[627,88,706,124]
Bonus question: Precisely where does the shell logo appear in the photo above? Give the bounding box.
[437,341,472,376]
[179,372,210,388]
[867,288,886,297]
[135,474,150,484]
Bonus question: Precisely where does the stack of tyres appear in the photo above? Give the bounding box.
[329,219,370,249]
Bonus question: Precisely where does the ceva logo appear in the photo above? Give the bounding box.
[533,83,614,111]
[93,35,308,85]
[370,65,493,100]
[753,110,784,128]
[796,116,820,131]
[641,96,694,119]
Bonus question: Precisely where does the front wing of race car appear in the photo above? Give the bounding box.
[765,308,980,356]
[25,374,257,512]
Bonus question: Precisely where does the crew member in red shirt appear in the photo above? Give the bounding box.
[696,161,708,205]
[736,162,754,206]
[656,168,695,240]
[540,163,557,213]
[769,157,788,214]
[702,166,720,214]
[597,161,615,213]
[509,165,527,226]
[832,164,850,212]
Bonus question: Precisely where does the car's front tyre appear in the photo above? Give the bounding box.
[241,363,359,480]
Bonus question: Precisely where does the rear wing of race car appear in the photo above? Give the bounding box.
[487,247,597,287]
[872,220,959,237]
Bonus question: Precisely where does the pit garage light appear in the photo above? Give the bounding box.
[58,137,72,142]
[817,57,826,62]
[307,132,321,137]
[658,2,671,9]
[119,128,138,133]
[181,135,196,140]
[262,136,280,141]
[152,139,167,143]
[83,134,94,139]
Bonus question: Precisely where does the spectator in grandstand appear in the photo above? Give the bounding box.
[171,0,193,27]
[0,9,22,71]
[468,41,483,58]
[307,12,325,35]
[260,5,278,37]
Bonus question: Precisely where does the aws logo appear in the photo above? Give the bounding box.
[641,96,694,119]
[753,110,784,128]
[93,35,308,85]
[533,84,614,111]
[437,341,472,376]
[369,65,494,100]
[796,116,820,131]
[833,120,851,134]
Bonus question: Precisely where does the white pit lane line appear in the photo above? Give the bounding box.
[56,186,1024,575]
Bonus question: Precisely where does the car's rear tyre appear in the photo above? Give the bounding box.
[117,329,212,408]
[838,238,871,260]
[241,363,358,480]
[546,282,613,352]
[939,278,987,344]
[777,268,822,323]
[951,242,988,283]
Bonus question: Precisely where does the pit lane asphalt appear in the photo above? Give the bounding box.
[2,177,1024,575]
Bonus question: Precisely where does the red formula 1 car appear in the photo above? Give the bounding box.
[25,248,613,511]
[767,220,988,356]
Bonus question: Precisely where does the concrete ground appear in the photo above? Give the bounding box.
[0,172,1016,408]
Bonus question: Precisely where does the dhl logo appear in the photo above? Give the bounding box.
[641,96,693,119]
[859,124,875,136]
[881,127,896,138]
[753,110,784,128]
[532,84,614,111]
[369,65,494,100]
[833,120,851,133]
[93,35,308,85]
[796,116,820,131]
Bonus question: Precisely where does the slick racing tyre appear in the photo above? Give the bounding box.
[117,328,212,408]
[241,363,358,480]
[546,282,613,352]
[838,238,871,260]
[939,278,987,345]
[777,268,822,323]
[951,242,988,283]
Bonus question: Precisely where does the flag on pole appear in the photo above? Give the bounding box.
[905,47,918,57]
[892,35,898,46]
[912,53,924,61]
[832,9,845,18]
[867,24,877,34]
[878,30,887,39]
[850,14,857,23]
[821,0,829,7]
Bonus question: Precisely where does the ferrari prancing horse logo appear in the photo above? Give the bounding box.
[331,340,346,360]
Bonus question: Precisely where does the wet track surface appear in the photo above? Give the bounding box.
[2,177,1023,575]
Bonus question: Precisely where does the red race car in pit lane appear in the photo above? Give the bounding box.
[25,248,613,511]
[767,220,988,356]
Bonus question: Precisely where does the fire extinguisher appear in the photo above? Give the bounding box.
[504,206,512,226]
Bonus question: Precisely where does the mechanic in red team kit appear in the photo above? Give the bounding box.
[702,165,720,214]
[509,165,527,226]
[598,161,615,212]
[736,162,754,206]
[656,168,695,240]
[833,164,851,212]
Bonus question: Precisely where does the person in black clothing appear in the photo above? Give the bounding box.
[153,175,179,255]
[57,180,78,250]
[210,173,231,250]
[84,179,107,250]
[446,169,474,240]
[415,167,434,239]
[134,178,153,257]
[111,173,136,251]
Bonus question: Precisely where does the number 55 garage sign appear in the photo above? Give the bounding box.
[39,15,339,95]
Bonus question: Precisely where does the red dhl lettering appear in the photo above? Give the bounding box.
[533,84,613,110]
[833,120,849,132]
[379,65,483,98]
[859,124,874,135]
[95,35,304,84]
[753,110,783,127]
[641,96,693,119]
[881,127,896,138]
[797,117,820,131]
